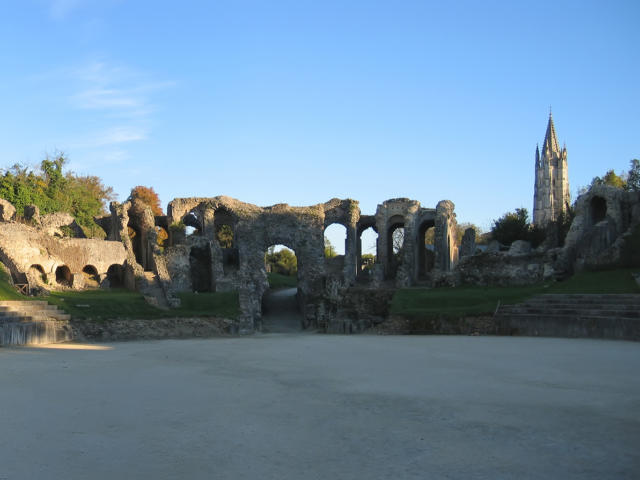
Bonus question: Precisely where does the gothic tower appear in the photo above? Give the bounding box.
[533,113,570,226]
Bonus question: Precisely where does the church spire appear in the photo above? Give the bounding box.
[543,111,560,153]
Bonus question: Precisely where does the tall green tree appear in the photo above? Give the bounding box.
[626,159,640,192]
[0,154,115,237]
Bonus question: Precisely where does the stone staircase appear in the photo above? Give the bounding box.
[0,300,73,346]
[494,294,640,341]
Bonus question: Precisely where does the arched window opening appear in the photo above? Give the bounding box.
[184,210,202,237]
[189,245,212,292]
[106,264,123,288]
[418,220,436,279]
[324,223,347,258]
[55,265,72,286]
[82,265,100,287]
[28,264,46,284]
[214,207,238,272]
[357,226,378,282]
[262,245,301,332]
[387,215,405,278]
[590,196,607,224]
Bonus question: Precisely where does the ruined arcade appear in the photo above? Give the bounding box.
[0,195,459,334]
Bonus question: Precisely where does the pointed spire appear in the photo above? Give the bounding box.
[535,143,540,165]
[543,110,560,153]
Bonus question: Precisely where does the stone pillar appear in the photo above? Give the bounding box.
[459,228,476,257]
[342,223,358,284]
[434,200,457,271]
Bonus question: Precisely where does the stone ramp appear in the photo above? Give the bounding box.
[141,272,169,309]
[0,300,73,346]
[261,288,303,333]
[494,294,640,341]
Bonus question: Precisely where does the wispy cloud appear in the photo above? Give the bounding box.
[36,59,174,161]
[69,61,173,118]
[71,125,149,149]
[48,0,85,20]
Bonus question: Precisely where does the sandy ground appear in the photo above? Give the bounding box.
[1,335,639,480]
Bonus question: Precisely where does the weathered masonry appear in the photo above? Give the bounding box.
[0,196,459,333]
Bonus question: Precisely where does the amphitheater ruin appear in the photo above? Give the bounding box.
[0,196,460,333]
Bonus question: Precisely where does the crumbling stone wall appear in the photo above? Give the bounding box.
[564,185,640,271]
[0,222,126,288]
[0,194,460,333]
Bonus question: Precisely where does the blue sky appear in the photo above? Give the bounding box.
[0,1,638,252]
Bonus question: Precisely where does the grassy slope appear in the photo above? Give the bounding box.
[46,289,239,321]
[0,265,27,300]
[391,268,640,319]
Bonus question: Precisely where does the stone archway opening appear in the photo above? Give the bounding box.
[28,264,47,285]
[55,265,72,287]
[183,210,202,237]
[106,264,123,288]
[357,225,378,282]
[262,244,301,332]
[82,265,100,287]
[189,244,212,292]
[590,196,607,224]
[324,223,347,275]
[387,215,405,279]
[418,220,435,279]
[214,206,239,274]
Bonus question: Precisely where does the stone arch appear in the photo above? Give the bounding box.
[82,265,100,287]
[214,206,239,273]
[323,223,347,257]
[386,215,405,279]
[590,196,607,224]
[189,244,212,292]
[28,264,47,284]
[261,244,301,331]
[55,265,72,286]
[357,218,378,278]
[417,218,436,279]
[106,264,123,288]
[183,209,202,236]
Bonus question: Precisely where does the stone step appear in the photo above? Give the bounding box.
[493,313,640,341]
[514,303,640,312]
[527,294,640,306]
[0,300,49,307]
[498,306,640,318]
[0,311,71,322]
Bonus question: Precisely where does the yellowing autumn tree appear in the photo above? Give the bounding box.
[128,186,163,216]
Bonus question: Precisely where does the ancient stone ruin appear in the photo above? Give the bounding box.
[0,196,459,333]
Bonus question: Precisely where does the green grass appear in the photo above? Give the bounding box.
[0,265,29,300]
[391,268,640,319]
[267,272,297,289]
[46,289,239,321]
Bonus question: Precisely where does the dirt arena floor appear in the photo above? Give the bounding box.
[1,335,638,479]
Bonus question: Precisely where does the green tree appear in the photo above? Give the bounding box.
[626,159,640,192]
[216,224,234,248]
[265,247,297,276]
[491,208,531,245]
[0,154,115,237]
[591,169,627,189]
[324,236,337,258]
